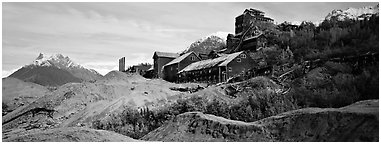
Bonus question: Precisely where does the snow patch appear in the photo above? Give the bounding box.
[29,53,98,75]
[325,4,379,21]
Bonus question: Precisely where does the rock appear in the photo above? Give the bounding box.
[3,127,139,142]
[141,99,378,142]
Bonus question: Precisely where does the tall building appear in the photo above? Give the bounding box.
[235,8,274,35]
[119,57,126,72]
[227,8,273,53]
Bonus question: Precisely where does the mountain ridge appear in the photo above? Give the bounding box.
[325,4,379,21]
[8,53,102,86]
[182,32,230,55]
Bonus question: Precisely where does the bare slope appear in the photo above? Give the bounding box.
[3,127,139,142]
[2,71,192,132]
[2,77,51,113]
[141,99,378,142]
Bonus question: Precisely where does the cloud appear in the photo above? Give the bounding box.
[3,2,377,75]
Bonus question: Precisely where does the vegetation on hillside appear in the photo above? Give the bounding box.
[92,14,379,140]
[276,15,378,61]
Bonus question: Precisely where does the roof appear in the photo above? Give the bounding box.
[163,52,197,67]
[153,51,179,59]
[245,8,264,14]
[133,64,152,71]
[244,33,266,41]
[218,51,244,66]
[178,51,244,73]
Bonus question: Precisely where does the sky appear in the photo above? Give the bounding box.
[2,2,378,76]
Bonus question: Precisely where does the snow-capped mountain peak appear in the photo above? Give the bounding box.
[197,31,230,44]
[182,31,231,54]
[33,53,52,67]
[325,4,379,21]
[25,53,103,82]
[32,53,80,68]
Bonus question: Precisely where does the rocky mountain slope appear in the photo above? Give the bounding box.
[3,127,139,142]
[325,4,379,21]
[182,32,230,55]
[2,77,51,114]
[2,71,200,134]
[8,53,102,86]
[141,99,378,142]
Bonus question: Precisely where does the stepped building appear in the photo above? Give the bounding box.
[227,8,273,53]
[235,8,274,35]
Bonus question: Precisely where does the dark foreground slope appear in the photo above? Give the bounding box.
[3,127,139,142]
[141,99,378,142]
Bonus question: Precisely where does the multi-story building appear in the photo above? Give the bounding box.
[227,8,273,53]
[235,8,274,35]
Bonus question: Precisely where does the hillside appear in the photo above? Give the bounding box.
[141,99,378,142]
[3,127,139,142]
[2,77,51,115]
[2,71,202,134]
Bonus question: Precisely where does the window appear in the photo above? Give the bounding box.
[241,54,246,58]
[237,58,241,62]
[228,67,232,72]
[190,56,195,61]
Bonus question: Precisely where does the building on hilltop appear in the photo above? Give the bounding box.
[235,8,274,35]
[119,56,152,76]
[240,33,267,51]
[177,51,256,84]
[162,51,201,82]
[127,64,152,76]
[153,51,179,78]
[227,8,273,53]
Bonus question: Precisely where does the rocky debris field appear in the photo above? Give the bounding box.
[2,77,51,115]
[141,99,379,142]
[2,127,139,142]
[2,71,201,137]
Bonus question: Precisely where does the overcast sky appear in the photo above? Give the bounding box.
[2,2,377,76]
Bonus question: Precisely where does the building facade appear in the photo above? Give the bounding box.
[241,34,267,51]
[178,51,256,83]
[153,51,179,78]
[162,51,201,82]
[226,8,273,53]
[235,8,274,35]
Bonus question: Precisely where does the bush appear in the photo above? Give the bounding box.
[289,64,378,108]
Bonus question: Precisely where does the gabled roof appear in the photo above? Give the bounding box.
[244,8,264,14]
[163,51,199,67]
[178,51,244,73]
[218,51,244,66]
[153,51,179,59]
